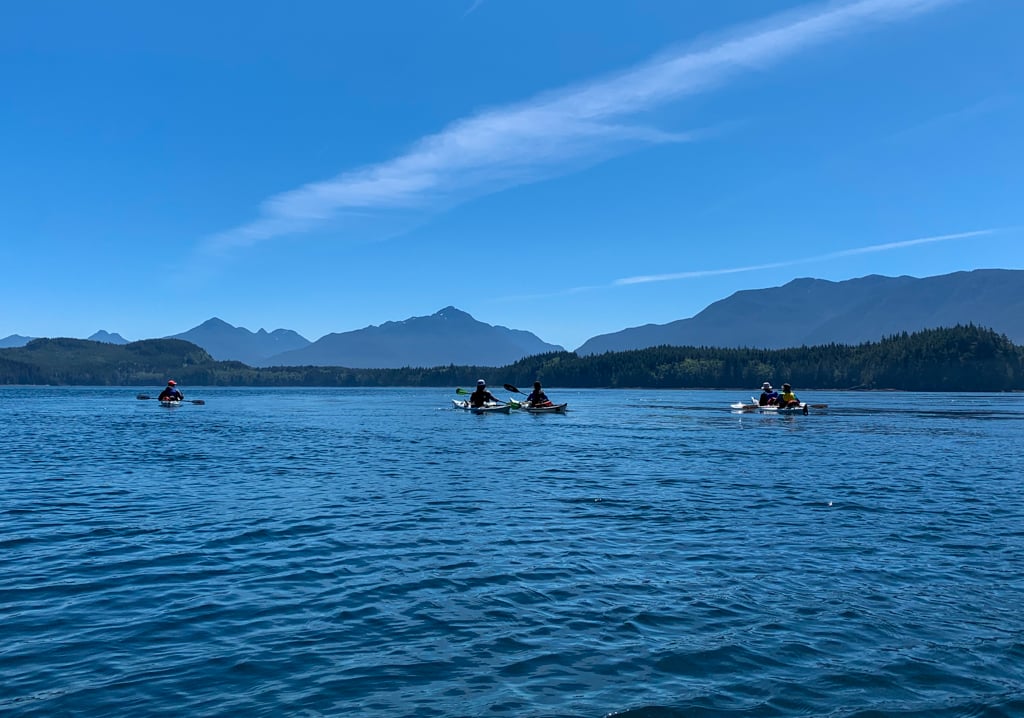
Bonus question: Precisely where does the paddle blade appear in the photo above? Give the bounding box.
[503,383,522,394]
[190,399,206,405]
[136,394,151,400]
[455,387,471,395]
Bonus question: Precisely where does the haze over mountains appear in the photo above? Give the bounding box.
[3,270,1022,365]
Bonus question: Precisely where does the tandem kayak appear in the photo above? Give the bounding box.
[452,400,512,414]
[731,401,809,415]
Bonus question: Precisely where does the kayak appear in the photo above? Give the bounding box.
[731,401,809,415]
[159,399,183,408]
[510,400,568,413]
[452,399,511,415]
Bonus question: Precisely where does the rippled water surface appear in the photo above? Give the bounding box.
[2,386,1023,717]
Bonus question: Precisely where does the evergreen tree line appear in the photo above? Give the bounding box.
[0,325,1020,391]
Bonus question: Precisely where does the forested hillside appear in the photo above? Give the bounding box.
[507,325,1022,391]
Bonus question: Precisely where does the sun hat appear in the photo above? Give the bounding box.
[762,382,771,389]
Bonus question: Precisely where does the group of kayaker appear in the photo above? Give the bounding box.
[758,381,800,407]
[468,379,553,408]
[157,376,803,413]
[155,377,551,409]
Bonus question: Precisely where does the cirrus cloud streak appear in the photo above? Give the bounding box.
[203,0,964,255]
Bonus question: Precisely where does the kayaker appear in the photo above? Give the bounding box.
[158,380,184,401]
[525,381,553,407]
[778,383,801,407]
[758,382,779,406]
[469,379,499,408]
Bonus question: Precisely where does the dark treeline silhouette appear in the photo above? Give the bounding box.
[505,324,1022,391]
[1,325,1021,391]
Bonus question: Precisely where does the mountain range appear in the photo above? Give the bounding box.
[576,269,1024,354]
[170,318,311,366]
[0,330,128,348]
[3,269,1021,366]
[261,306,563,368]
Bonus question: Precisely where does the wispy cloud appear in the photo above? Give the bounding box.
[497,227,1001,302]
[615,228,998,285]
[886,94,1017,143]
[463,0,485,17]
[204,0,964,255]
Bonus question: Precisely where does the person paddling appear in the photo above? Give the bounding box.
[469,379,499,408]
[778,383,801,408]
[525,381,553,408]
[158,380,184,402]
[758,382,779,406]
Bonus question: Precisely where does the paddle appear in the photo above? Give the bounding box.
[137,394,206,405]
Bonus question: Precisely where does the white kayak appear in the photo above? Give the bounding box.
[510,400,568,413]
[731,401,809,415]
[159,399,183,408]
[453,399,511,414]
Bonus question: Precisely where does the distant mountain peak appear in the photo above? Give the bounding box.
[434,306,473,320]
[197,317,234,330]
[0,334,35,349]
[89,330,128,344]
[170,318,311,365]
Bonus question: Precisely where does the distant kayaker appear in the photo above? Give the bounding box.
[469,379,499,408]
[525,381,553,408]
[778,383,801,407]
[758,382,779,406]
[158,380,184,401]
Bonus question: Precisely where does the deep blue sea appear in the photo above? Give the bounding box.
[2,386,1023,717]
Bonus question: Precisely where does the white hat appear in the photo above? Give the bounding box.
[477,379,486,386]
[762,382,772,390]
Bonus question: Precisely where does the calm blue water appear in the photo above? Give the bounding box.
[2,386,1023,717]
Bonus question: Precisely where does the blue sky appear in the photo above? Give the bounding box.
[3,0,1021,351]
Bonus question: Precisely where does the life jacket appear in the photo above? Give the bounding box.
[528,391,549,406]
[469,389,492,407]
